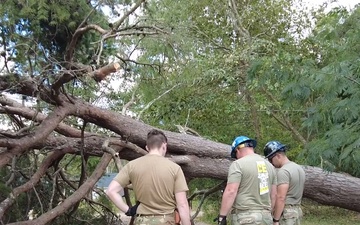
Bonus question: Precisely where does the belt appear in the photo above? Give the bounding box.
[136,213,174,217]
[285,204,300,208]
[231,208,271,214]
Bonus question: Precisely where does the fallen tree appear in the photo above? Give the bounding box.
[0,75,360,225]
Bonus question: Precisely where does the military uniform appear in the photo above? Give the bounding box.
[277,162,305,225]
[114,154,188,225]
[227,154,277,225]
[135,213,175,225]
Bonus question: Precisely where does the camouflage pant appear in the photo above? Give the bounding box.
[280,205,303,225]
[231,209,272,225]
[134,214,175,225]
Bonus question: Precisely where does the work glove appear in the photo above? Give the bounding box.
[125,202,140,216]
[213,215,227,225]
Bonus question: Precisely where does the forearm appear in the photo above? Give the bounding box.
[271,191,276,211]
[219,190,237,216]
[177,204,191,225]
[273,198,285,220]
[107,191,129,212]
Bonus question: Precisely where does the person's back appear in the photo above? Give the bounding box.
[106,129,191,225]
[114,154,187,214]
[277,161,305,205]
[216,136,277,225]
[231,154,277,211]
[264,141,306,225]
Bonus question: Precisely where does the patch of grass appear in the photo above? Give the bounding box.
[301,199,360,225]
[191,198,360,225]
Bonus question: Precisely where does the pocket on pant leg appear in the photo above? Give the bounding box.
[283,209,298,219]
[239,217,256,224]
[235,212,263,225]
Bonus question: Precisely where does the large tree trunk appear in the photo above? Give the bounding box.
[10,131,360,213]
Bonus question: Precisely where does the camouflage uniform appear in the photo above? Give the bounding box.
[277,161,305,225]
[227,154,277,225]
[135,214,175,225]
[280,205,303,225]
[231,209,272,225]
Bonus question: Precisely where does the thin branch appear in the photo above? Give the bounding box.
[262,87,307,145]
[136,84,180,120]
[185,109,191,127]
[114,55,161,71]
[104,31,164,40]
[102,139,123,171]
[65,24,108,62]
[48,173,57,210]
[5,156,16,186]
[96,37,105,66]
[228,0,250,39]
[33,186,44,214]
[122,90,136,116]
[344,75,360,87]
[112,0,146,30]
[188,181,226,220]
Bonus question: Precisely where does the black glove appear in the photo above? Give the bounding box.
[213,215,227,225]
[125,202,140,216]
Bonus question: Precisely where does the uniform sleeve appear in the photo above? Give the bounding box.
[277,168,290,185]
[227,161,242,184]
[113,163,131,188]
[174,167,189,193]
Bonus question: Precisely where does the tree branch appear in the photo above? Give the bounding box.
[136,84,180,120]
[262,87,307,145]
[0,104,76,168]
[65,24,108,62]
[7,152,113,225]
[112,0,146,30]
[228,0,250,39]
[122,90,136,116]
[51,63,121,93]
[0,96,89,138]
[0,148,71,220]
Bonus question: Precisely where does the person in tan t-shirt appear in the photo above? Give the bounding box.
[264,141,305,225]
[106,129,191,225]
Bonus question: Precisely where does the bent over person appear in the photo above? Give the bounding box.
[216,136,277,225]
[106,129,191,225]
[264,141,305,225]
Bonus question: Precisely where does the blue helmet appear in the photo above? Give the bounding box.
[230,136,257,158]
[264,141,287,159]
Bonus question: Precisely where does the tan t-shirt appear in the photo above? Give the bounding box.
[228,154,277,211]
[277,161,305,205]
[114,154,188,214]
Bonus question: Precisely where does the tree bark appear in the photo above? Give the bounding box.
[302,166,360,211]
[12,134,360,213]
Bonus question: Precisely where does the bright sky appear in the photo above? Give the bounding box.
[307,0,360,10]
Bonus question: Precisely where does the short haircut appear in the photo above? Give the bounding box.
[146,129,167,150]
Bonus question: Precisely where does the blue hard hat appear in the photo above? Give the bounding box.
[264,141,287,159]
[230,136,257,158]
